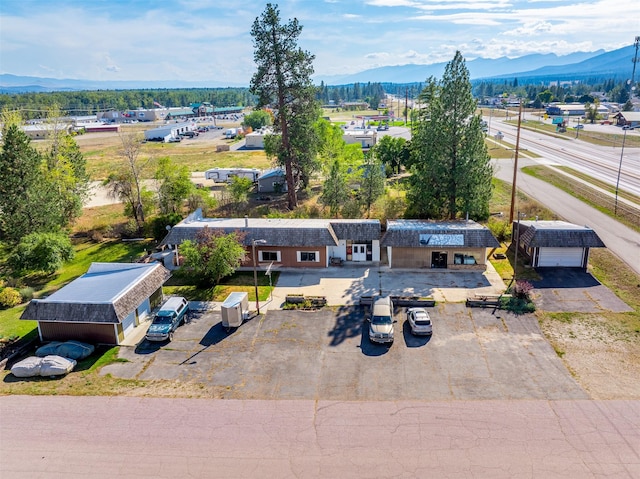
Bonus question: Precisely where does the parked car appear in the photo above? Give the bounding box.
[575,124,584,129]
[622,125,634,130]
[368,296,395,344]
[168,136,181,142]
[406,307,432,336]
[145,297,190,342]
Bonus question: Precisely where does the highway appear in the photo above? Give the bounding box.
[488,117,640,199]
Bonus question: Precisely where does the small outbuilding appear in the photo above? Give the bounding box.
[513,220,605,269]
[257,168,287,193]
[21,262,170,345]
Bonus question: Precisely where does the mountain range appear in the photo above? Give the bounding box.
[0,45,635,92]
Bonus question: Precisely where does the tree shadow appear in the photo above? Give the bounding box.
[327,305,364,347]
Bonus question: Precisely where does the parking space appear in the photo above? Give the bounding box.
[103,303,588,401]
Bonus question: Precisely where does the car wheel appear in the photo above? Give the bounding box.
[168,331,174,342]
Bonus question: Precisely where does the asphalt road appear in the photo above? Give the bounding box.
[2,396,638,478]
[494,156,640,277]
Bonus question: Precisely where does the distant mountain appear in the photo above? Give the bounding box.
[486,45,635,82]
[1,46,634,92]
[0,74,245,93]
[314,51,603,85]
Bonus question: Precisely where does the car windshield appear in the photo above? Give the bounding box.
[371,315,392,325]
[153,314,172,324]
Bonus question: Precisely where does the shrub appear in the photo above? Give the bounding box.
[488,218,511,243]
[512,280,533,300]
[19,287,34,302]
[8,232,75,275]
[121,219,140,238]
[0,287,22,308]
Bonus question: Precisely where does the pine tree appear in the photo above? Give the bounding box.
[408,51,493,220]
[250,3,320,209]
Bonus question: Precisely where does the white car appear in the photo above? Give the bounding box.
[407,307,432,336]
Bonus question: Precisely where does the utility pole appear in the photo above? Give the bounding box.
[509,101,523,224]
[405,87,408,125]
[631,36,640,97]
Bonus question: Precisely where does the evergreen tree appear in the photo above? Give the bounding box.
[250,3,320,209]
[408,51,493,220]
[0,118,66,243]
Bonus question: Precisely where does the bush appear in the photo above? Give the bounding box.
[488,218,511,243]
[512,280,533,300]
[0,287,22,308]
[8,232,75,275]
[19,287,34,302]
[121,219,140,238]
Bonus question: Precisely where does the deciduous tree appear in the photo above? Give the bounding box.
[180,228,246,285]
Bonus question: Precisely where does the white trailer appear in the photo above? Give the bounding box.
[221,292,249,331]
[205,168,261,183]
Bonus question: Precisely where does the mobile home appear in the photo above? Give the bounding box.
[205,168,261,183]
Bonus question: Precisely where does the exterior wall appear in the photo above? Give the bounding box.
[249,246,326,268]
[389,247,487,269]
[245,133,265,149]
[38,321,118,345]
[257,177,287,193]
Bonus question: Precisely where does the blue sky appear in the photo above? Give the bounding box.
[1,0,637,85]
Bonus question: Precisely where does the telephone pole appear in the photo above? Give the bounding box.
[631,36,640,97]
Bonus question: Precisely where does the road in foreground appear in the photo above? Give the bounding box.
[1,396,638,478]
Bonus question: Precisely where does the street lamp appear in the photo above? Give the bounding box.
[614,129,628,215]
[252,239,267,315]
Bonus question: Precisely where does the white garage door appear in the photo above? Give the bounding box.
[121,312,136,336]
[538,247,584,267]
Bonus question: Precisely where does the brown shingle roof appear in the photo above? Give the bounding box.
[518,221,605,248]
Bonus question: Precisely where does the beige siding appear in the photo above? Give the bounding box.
[390,248,488,269]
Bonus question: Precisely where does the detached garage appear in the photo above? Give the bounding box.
[21,262,170,345]
[514,220,605,270]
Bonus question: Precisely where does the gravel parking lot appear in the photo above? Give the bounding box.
[103,303,587,401]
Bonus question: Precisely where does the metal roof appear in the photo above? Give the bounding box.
[517,221,605,248]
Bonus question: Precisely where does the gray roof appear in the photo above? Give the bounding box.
[161,216,381,247]
[381,220,499,248]
[21,262,170,324]
[330,220,381,242]
[518,221,605,248]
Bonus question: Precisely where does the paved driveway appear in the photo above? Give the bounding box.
[530,267,632,313]
[104,303,587,401]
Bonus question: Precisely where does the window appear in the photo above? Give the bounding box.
[259,251,280,262]
[454,253,477,265]
[297,251,319,262]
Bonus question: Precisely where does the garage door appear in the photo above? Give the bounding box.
[121,312,136,337]
[537,247,584,267]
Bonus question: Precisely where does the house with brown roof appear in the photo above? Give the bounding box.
[21,262,170,345]
[160,210,381,269]
[513,220,605,269]
[380,220,499,269]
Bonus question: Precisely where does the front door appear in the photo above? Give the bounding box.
[431,252,448,269]
[352,244,367,261]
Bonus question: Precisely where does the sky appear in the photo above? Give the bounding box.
[1,0,638,86]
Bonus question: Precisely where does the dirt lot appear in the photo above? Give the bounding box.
[539,314,640,399]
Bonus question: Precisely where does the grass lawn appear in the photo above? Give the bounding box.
[164,270,278,302]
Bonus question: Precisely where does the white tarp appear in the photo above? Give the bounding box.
[11,355,77,378]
